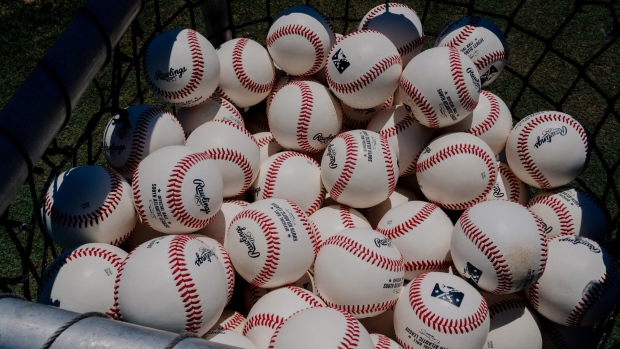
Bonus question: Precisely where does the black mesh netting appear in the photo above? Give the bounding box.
[1,0,619,347]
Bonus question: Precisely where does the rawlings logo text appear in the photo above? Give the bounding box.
[313,133,335,144]
[193,179,211,214]
[558,236,601,253]
[103,142,126,157]
[195,246,217,266]
[533,126,568,148]
[374,237,393,248]
[466,67,481,92]
[327,144,337,169]
[236,226,260,258]
[155,66,187,82]
[492,184,504,198]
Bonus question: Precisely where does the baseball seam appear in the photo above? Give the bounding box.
[112,246,137,320]
[488,298,530,318]
[378,113,415,139]
[399,75,440,129]
[380,135,396,199]
[221,312,246,331]
[284,285,324,308]
[439,18,479,48]
[291,81,319,153]
[498,164,523,203]
[528,195,574,236]
[321,234,404,273]
[403,259,453,272]
[320,295,397,318]
[169,235,204,332]
[204,148,254,197]
[329,133,358,201]
[244,313,286,334]
[326,53,402,95]
[374,333,393,349]
[467,91,501,137]
[474,50,506,71]
[256,133,275,148]
[232,38,276,94]
[376,202,438,240]
[448,47,477,112]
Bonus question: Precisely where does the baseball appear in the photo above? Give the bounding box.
[203,330,258,349]
[485,161,529,205]
[308,204,371,247]
[250,151,325,215]
[266,5,335,76]
[192,235,235,305]
[120,220,165,252]
[370,333,403,349]
[114,235,228,335]
[103,105,186,179]
[481,292,542,349]
[376,200,454,280]
[268,306,375,349]
[398,46,481,128]
[41,165,137,249]
[314,227,404,318]
[366,105,435,177]
[340,94,393,129]
[143,28,219,107]
[435,16,508,87]
[226,199,317,288]
[215,38,275,108]
[241,271,316,313]
[254,132,284,165]
[359,3,425,66]
[526,235,620,327]
[210,309,247,334]
[186,120,261,197]
[195,199,248,245]
[176,96,244,137]
[393,272,490,349]
[321,130,398,209]
[244,286,325,349]
[505,111,590,189]
[326,30,402,109]
[132,145,224,234]
[527,186,608,243]
[415,132,496,210]
[451,200,548,294]
[38,243,127,317]
[360,186,418,228]
[268,80,342,153]
[266,74,320,111]
[439,90,512,154]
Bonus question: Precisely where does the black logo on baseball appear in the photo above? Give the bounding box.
[332,48,350,74]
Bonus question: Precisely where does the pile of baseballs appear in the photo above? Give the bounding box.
[38,3,618,349]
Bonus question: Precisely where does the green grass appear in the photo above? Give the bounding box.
[1,0,619,346]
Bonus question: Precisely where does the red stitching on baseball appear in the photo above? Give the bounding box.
[378,113,415,139]
[144,29,205,102]
[448,47,477,112]
[44,167,126,229]
[498,164,523,203]
[204,148,254,196]
[380,135,396,199]
[230,209,281,287]
[169,235,203,332]
[527,195,574,236]
[131,165,150,227]
[289,81,319,153]
[440,19,479,48]
[339,205,357,229]
[467,90,501,137]
[516,113,588,190]
[487,298,529,318]
[167,152,215,229]
[566,257,619,326]
[109,226,135,247]
[221,312,246,331]
[374,333,393,349]
[341,106,374,129]
[341,309,362,348]
[326,53,402,95]
[459,209,513,294]
[287,200,318,254]
[474,50,506,71]
[112,246,138,320]
[399,75,440,129]
[403,259,453,272]
[400,133,434,177]
[321,235,404,273]
[244,313,286,334]
[398,36,425,58]
[266,24,324,76]
[320,296,398,318]
[532,208,549,277]
[409,272,489,334]
[213,119,260,148]
[307,185,326,216]
[527,281,541,310]
[284,285,324,308]
[211,241,235,304]
[256,133,275,148]
[329,133,358,201]
[309,219,322,255]
[376,202,438,240]
[416,143,496,210]
[233,38,276,94]
[360,3,417,29]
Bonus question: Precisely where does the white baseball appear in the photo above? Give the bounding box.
[192,235,235,305]
[527,186,608,243]
[359,3,425,67]
[321,130,398,209]
[215,38,275,108]
[451,200,547,294]
[41,165,136,250]
[103,105,186,179]
[435,16,508,87]
[143,28,219,107]
[176,96,244,137]
[340,94,393,129]
[415,132,496,210]
[266,75,320,111]
[398,46,481,128]
[326,30,402,109]
[132,145,224,234]
[186,120,261,197]
[266,5,335,76]
[241,271,316,313]
[308,204,371,247]
[376,201,454,280]
[485,161,529,205]
[38,243,127,316]
[251,151,325,215]
[268,307,375,349]
[526,235,620,327]
[195,199,248,245]
[268,80,342,153]
[393,272,490,349]
[360,186,418,229]
[254,132,284,165]
[439,90,512,154]
[226,199,317,288]
[115,235,228,335]
[314,227,404,318]
[367,105,435,177]
[203,330,258,349]
[481,293,542,349]
[210,309,247,334]
[505,111,589,189]
[370,333,404,349]
[244,286,325,349]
